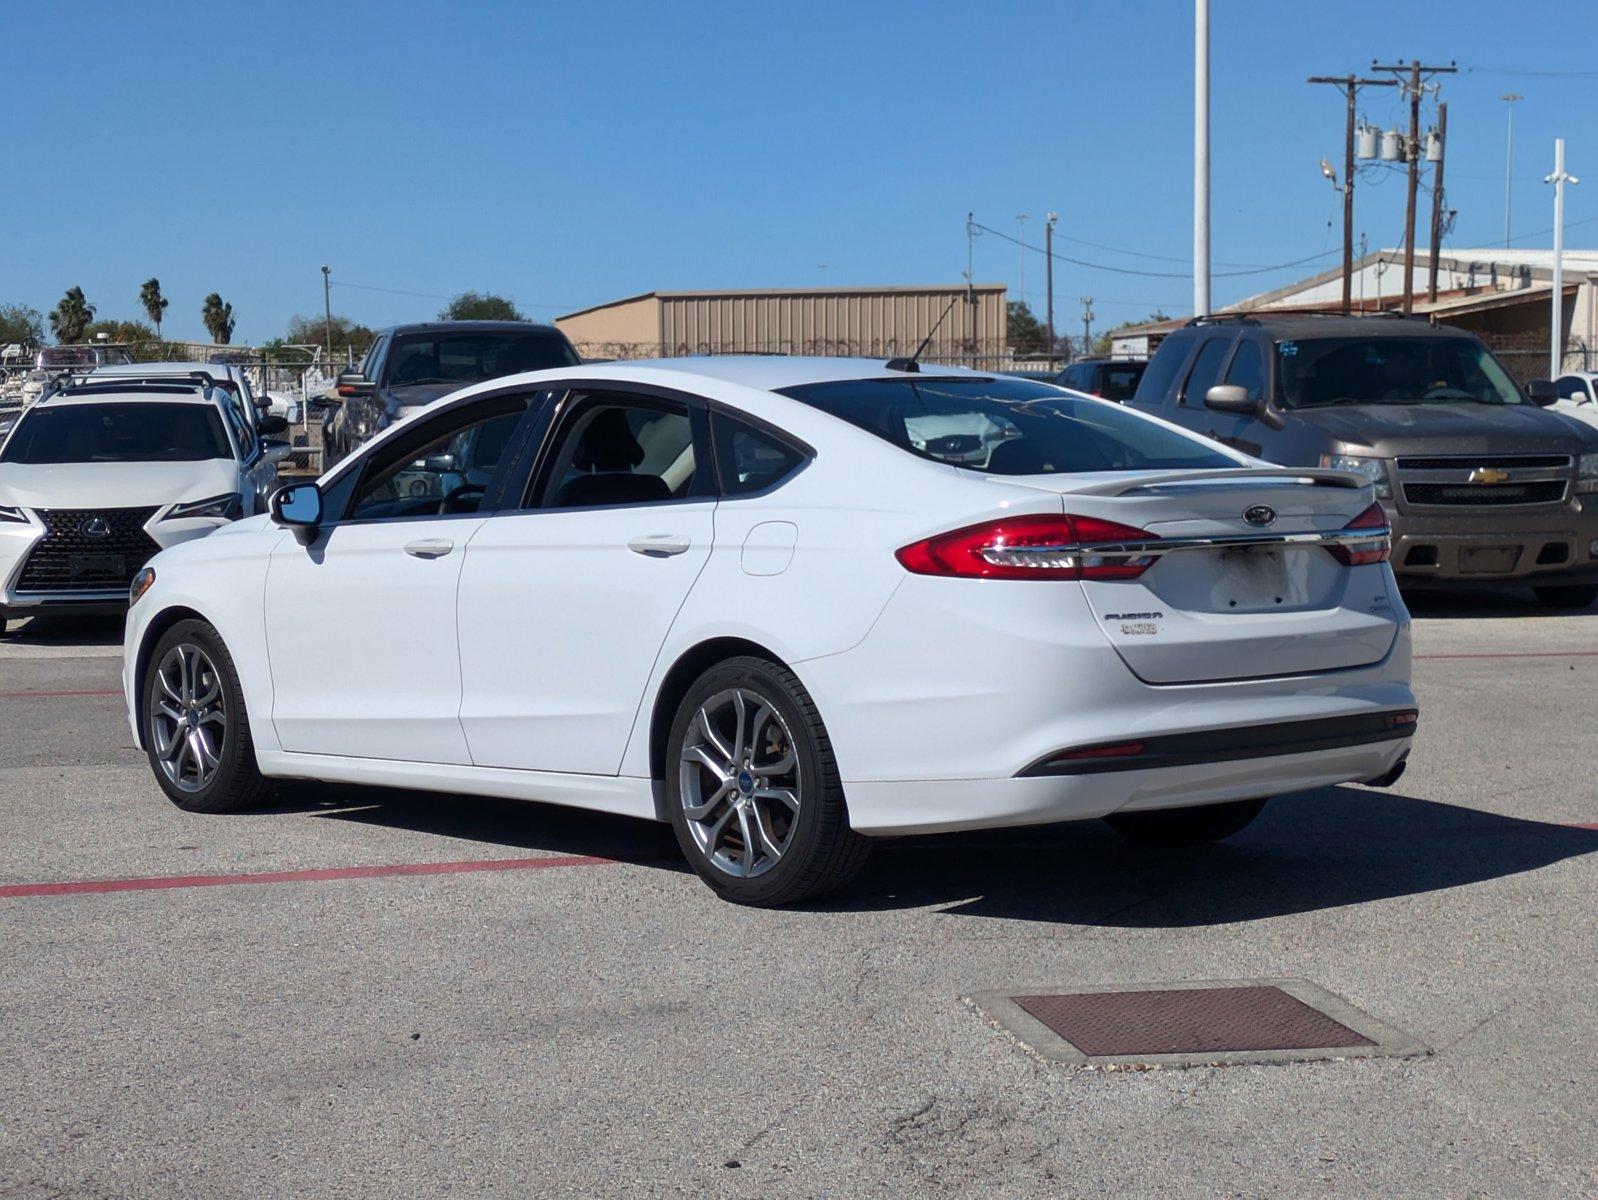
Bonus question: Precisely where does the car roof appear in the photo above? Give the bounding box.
[540,355,1003,391]
[1188,313,1468,341]
[38,383,216,407]
[380,321,565,336]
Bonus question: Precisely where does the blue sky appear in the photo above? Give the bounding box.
[3,0,1595,344]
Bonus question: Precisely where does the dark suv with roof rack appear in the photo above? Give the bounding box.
[1128,312,1598,606]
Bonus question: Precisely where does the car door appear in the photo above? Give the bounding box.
[456,385,717,775]
[264,392,535,764]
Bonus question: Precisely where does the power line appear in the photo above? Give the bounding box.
[1461,63,1598,78]
[970,221,1338,279]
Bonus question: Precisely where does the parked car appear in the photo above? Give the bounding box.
[123,357,1416,905]
[94,361,271,433]
[0,380,287,635]
[1054,357,1148,401]
[1545,371,1598,430]
[1128,313,1598,607]
[323,321,580,462]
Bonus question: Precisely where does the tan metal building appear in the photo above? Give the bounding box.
[556,284,1009,365]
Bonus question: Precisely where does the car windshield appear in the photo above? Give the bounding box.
[0,402,231,464]
[383,331,577,388]
[778,376,1236,474]
[1276,336,1524,408]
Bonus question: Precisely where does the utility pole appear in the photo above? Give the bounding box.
[1545,139,1579,377]
[964,212,977,366]
[1373,59,1456,315]
[1427,103,1448,303]
[321,264,332,362]
[1193,0,1210,317]
[1044,212,1058,356]
[1308,73,1397,314]
[1081,297,1095,358]
[1501,93,1523,247]
[1015,213,1029,306]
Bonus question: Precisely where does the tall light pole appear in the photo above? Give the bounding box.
[1193,0,1210,317]
[1015,213,1029,308]
[320,265,332,362]
[1545,138,1579,377]
[1501,93,1523,247]
[1044,212,1058,355]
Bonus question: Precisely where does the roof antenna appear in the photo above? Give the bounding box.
[886,297,959,373]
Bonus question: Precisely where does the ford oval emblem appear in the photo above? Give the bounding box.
[80,516,111,539]
[1243,504,1276,527]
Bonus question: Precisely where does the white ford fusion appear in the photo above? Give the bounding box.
[0,381,285,636]
[122,357,1416,905]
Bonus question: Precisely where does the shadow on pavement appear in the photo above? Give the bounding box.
[1402,585,1597,619]
[844,786,1598,926]
[265,782,1597,925]
[4,615,124,646]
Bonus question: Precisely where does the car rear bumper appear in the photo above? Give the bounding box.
[1389,499,1598,583]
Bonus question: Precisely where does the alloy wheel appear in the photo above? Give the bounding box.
[149,643,227,793]
[678,687,802,878]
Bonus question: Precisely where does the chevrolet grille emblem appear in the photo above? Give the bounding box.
[1468,467,1510,485]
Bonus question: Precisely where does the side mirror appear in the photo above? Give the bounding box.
[257,414,290,436]
[336,371,377,399]
[1204,383,1257,413]
[270,482,323,545]
[1526,379,1559,407]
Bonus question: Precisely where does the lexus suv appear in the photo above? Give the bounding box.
[0,380,286,635]
[1130,313,1598,607]
[324,321,580,462]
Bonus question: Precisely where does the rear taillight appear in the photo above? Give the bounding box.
[896,514,1158,581]
[1327,501,1391,567]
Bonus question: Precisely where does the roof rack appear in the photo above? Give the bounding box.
[1184,309,1427,327]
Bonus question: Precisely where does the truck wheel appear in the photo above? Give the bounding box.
[1104,797,1268,848]
[1532,584,1598,609]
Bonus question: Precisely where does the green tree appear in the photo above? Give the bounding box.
[201,293,235,345]
[0,303,45,345]
[83,318,157,344]
[48,287,96,343]
[1006,300,1049,354]
[439,291,525,322]
[285,313,375,358]
[139,278,170,338]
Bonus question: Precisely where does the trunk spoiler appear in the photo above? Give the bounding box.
[1066,467,1365,497]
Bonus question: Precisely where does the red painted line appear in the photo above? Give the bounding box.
[1415,651,1598,661]
[0,854,615,899]
[0,688,123,700]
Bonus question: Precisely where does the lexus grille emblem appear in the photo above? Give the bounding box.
[80,517,111,539]
[1243,504,1277,527]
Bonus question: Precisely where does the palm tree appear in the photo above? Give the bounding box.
[48,287,95,344]
[201,293,235,345]
[139,278,169,338]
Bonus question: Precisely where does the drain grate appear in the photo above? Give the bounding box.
[968,979,1428,1069]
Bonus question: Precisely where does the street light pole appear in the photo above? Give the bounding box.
[1501,93,1523,247]
[321,265,332,363]
[1015,213,1029,307]
[1045,212,1057,356]
[1545,138,1579,378]
[1309,73,1397,314]
[1193,0,1210,317]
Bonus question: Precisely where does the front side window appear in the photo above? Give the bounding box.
[344,398,527,521]
[1178,337,1233,407]
[778,377,1235,475]
[1275,336,1525,408]
[0,402,231,464]
[712,412,807,495]
[534,394,705,509]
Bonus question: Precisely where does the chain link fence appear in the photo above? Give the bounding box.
[1479,334,1594,384]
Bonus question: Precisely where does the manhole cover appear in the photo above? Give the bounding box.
[967,979,1428,1069]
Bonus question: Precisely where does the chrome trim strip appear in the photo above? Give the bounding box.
[995,528,1390,558]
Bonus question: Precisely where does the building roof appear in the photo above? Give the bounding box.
[557,284,1007,322]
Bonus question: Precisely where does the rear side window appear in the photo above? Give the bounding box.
[1131,332,1197,406]
[778,376,1234,475]
[712,412,806,495]
[1179,337,1233,407]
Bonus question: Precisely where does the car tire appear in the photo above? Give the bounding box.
[665,655,870,907]
[1103,797,1268,848]
[1532,584,1598,609]
[140,619,272,814]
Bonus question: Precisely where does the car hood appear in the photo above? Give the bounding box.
[383,382,459,412]
[1292,401,1598,455]
[0,459,238,510]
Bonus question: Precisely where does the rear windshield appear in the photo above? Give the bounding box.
[777,376,1235,474]
[1276,336,1524,408]
[1094,362,1147,401]
[1,402,231,464]
[383,331,578,388]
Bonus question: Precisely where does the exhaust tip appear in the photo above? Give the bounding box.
[1364,756,1408,789]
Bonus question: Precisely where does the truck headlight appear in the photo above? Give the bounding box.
[1321,453,1392,500]
[1577,452,1598,495]
[162,493,242,521]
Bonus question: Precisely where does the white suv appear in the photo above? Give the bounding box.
[0,380,286,634]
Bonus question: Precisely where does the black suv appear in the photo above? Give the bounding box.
[326,321,580,462]
[1128,312,1598,605]
[1054,358,1147,402]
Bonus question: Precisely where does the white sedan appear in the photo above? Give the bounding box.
[122,357,1417,905]
[0,380,287,635]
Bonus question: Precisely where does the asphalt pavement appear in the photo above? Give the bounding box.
[0,593,1594,1199]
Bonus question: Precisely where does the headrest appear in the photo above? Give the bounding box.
[571,407,645,471]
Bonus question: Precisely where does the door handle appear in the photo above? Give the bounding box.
[627,534,692,558]
[403,538,455,559]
